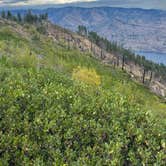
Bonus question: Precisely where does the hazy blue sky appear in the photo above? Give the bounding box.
[0,0,166,10]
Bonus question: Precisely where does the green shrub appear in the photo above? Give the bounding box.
[0,22,165,165]
[36,26,47,35]
[0,64,165,165]
[10,53,38,68]
[72,66,101,86]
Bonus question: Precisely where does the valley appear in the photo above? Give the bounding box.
[42,7,166,54]
[135,51,166,65]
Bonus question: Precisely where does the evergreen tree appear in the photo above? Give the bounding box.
[1,11,6,19]
[24,10,34,23]
[7,11,12,20]
[17,13,22,22]
[78,25,88,36]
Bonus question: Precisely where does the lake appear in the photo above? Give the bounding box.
[135,51,166,65]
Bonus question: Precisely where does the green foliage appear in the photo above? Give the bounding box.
[0,10,48,24]
[72,66,101,86]
[36,25,47,34]
[11,53,38,68]
[7,11,12,19]
[0,62,165,165]
[0,21,165,165]
[77,25,88,36]
[0,24,165,120]
[17,13,22,22]
[1,11,6,19]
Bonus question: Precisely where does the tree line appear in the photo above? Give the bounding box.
[78,25,166,84]
[0,10,48,24]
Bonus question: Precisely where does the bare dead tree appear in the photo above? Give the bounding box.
[117,56,120,67]
[142,68,146,84]
[101,49,105,60]
[113,60,116,68]
[67,36,70,50]
[122,54,125,70]
[91,40,93,51]
[149,71,153,83]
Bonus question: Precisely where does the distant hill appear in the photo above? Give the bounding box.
[13,7,166,53]
[47,7,166,53]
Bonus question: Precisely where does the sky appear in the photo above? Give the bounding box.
[0,0,96,6]
[0,0,166,10]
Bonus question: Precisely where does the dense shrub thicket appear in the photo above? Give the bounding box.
[0,59,165,165]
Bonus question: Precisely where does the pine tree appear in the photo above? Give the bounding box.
[17,13,22,22]
[1,11,6,19]
[7,11,12,20]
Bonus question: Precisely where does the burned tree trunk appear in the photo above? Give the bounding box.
[90,40,93,52]
[142,68,146,84]
[67,37,70,50]
[101,49,105,60]
[117,56,120,67]
[93,46,96,55]
[101,49,103,59]
[113,60,116,68]
[149,71,153,83]
[122,54,125,70]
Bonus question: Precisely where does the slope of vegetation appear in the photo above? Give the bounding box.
[0,18,165,165]
[0,20,165,119]
[78,25,166,83]
[0,57,165,165]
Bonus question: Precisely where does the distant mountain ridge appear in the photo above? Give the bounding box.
[11,7,166,53]
[48,7,166,53]
[24,7,166,54]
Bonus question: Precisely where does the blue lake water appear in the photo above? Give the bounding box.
[135,51,166,65]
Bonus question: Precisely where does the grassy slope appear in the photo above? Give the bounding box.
[0,21,165,122]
